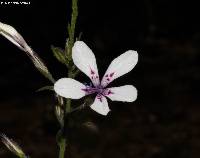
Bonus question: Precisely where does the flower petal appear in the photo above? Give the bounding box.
[72,41,100,87]
[54,78,86,99]
[101,50,138,87]
[90,95,110,115]
[105,85,137,102]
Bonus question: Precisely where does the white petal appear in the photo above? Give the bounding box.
[101,50,138,87]
[0,22,29,52]
[54,78,86,99]
[72,41,100,87]
[90,95,110,115]
[105,85,137,102]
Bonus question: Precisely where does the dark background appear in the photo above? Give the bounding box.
[0,0,199,157]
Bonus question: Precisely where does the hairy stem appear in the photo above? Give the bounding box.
[58,0,78,158]
[66,0,78,59]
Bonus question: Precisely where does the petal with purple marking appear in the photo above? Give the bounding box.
[54,78,86,99]
[105,85,137,102]
[101,50,138,87]
[72,41,100,87]
[90,95,110,115]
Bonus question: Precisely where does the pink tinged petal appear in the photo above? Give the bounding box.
[54,78,86,99]
[105,85,137,102]
[90,95,110,116]
[72,41,100,87]
[101,50,138,87]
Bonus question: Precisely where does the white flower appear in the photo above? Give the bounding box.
[54,41,138,115]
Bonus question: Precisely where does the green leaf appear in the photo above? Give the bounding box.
[51,45,68,65]
[36,86,54,92]
[37,67,55,83]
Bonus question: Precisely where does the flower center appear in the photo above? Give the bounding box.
[95,85,103,93]
[82,84,113,97]
[82,84,105,95]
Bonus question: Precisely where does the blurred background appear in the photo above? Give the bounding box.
[0,0,199,157]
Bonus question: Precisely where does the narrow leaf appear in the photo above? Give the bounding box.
[51,45,69,65]
[36,85,54,92]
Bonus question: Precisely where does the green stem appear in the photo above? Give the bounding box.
[57,0,78,157]
[59,138,66,158]
[66,99,72,113]
[66,0,78,59]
